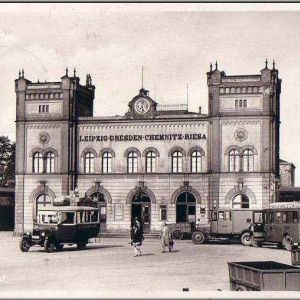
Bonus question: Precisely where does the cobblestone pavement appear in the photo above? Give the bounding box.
[0,233,299,298]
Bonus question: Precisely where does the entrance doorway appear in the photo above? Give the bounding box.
[91,192,107,232]
[176,192,196,229]
[131,191,151,233]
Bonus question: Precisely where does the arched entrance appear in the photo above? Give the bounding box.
[91,192,107,232]
[35,194,51,218]
[131,191,151,233]
[176,192,196,228]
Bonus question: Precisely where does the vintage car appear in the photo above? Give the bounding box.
[19,206,100,252]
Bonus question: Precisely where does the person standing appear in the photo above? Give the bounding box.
[131,224,144,257]
[160,222,173,253]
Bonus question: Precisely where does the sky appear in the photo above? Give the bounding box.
[1,3,300,183]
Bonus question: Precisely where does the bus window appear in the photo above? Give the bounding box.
[77,211,84,223]
[282,212,288,223]
[91,211,99,222]
[292,211,299,223]
[225,211,231,220]
[218,211,224,220]
[267,212,273,223]
[275,212,282,223]
[61,212,75,224]
[85,211,91,223]
[211,211,218,221]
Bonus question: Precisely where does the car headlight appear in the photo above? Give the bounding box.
[26,231,30,236]
[41,232,45,237]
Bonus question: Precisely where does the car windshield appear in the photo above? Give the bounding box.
[38,211,59,224]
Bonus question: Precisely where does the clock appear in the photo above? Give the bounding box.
[134,98,150,114]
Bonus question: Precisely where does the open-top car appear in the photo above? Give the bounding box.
[19,206,100,253]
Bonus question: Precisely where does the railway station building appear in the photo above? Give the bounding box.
[15,62,281,234]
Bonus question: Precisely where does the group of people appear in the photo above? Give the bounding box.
[130,217,174,257]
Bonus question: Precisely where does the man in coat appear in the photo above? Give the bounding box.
[160,222,173,253]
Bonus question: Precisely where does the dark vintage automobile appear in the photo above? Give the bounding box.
[19,206,100,253]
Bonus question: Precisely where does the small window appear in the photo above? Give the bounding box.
[235,100,238,108]
[239,99,243,107]
[254,212,263,223]
[275,212,282,223]
[244,99,247,108]
[85,211,91,223]
[218,211,224,220]
[292,211,298,223]
[160,205,167,221]
[225,211,231,220]
[211,211,218,221]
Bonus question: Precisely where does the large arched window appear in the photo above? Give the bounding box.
[172,151,183,173]
[36,194,51,217]
[128,151,138,173]
[146,151,156,173]
[191,150,202,173]
[232,194,249,209]
[45,152,55,173]
[229,149,240,172]
[242,149,254,171]
[33,152,43,173]
[102,152,112,173]
[84,152,95,173]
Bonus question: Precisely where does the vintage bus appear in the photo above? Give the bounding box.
[251,202,300,250]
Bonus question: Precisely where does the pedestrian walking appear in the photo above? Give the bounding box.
[130,224,144,257]
[160,222,173,253]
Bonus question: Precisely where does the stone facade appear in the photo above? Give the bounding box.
[15,63,281,234]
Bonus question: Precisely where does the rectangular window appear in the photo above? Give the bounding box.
[235,100,238,109]
[225,211,231,220]
[160,205,167,221]
[244,99,247,108]
[38,105,50,114]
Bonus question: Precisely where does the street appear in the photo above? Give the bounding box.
[0,233,299,298]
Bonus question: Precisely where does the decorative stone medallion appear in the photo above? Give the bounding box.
[39,132,50,144]
[234,128,248,142]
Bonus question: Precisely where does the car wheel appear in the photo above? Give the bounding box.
[19,237,30,252]
[44,238,55,253]
[172,230,183,240]
[283,235,293,251]
[241,232,252,246]
[77,241,87,250]
[192,231,206,244]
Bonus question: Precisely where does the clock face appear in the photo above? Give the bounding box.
[134,98,150,114]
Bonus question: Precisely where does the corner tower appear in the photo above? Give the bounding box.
[15,69,95,233]
[207,61,281,210]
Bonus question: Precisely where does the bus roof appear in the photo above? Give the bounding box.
[269,202,300,209]
[38,206,98,212]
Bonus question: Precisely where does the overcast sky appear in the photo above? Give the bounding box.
[1,3,300,183]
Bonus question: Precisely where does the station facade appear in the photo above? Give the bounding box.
[15,62,281,233]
